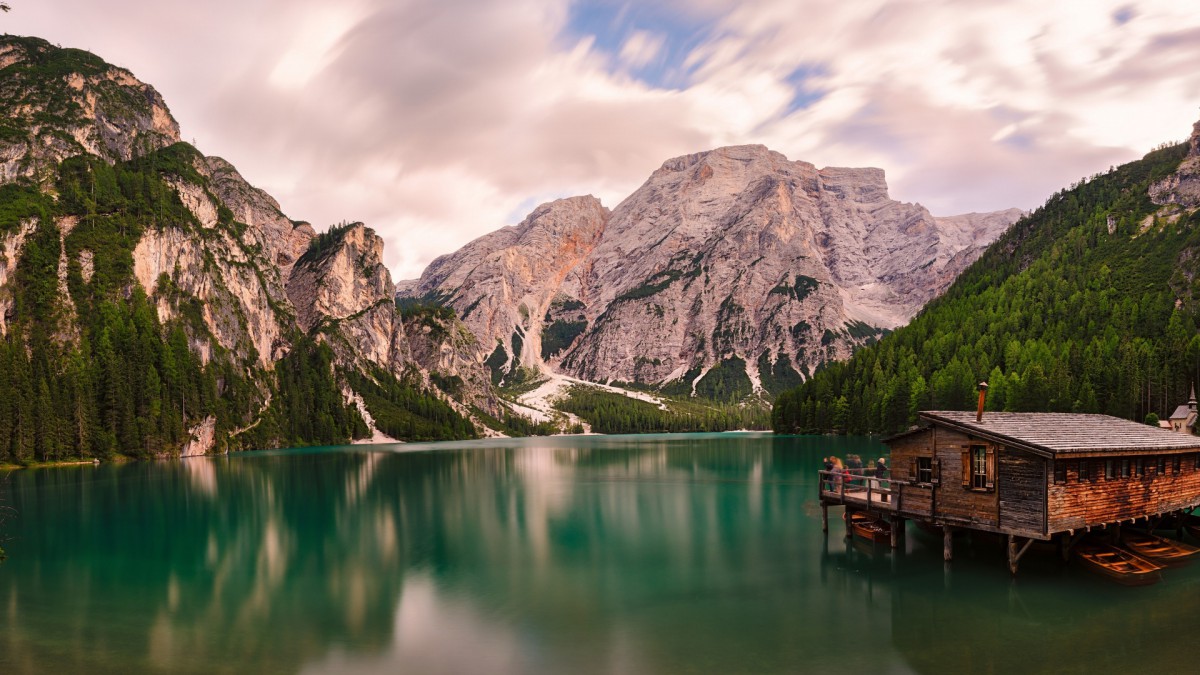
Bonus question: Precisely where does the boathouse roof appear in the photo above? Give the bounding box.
[907,411,1200,456]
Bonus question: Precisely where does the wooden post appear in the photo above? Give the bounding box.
[1008,535,1018,575]
[890,518,901,549]
[943,526,953,562]
[1059,533,1069,562]
[821,503,828,534]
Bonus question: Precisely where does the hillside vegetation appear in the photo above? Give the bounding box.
[773,142,1200,435]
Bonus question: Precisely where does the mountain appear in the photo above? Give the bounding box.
[772,119,1200,435]
[402,144,1020,399]
[0,36,501,463]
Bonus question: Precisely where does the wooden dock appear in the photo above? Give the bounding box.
[818,469,909,550]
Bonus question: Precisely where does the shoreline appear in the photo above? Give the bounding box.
[1,458,104,471]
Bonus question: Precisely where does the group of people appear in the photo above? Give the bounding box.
[822,454,889,500]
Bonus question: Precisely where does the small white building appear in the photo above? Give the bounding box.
[1167,386,1198,434]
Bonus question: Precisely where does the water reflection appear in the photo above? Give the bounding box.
[1,434,1196,674]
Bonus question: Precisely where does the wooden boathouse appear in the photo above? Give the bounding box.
[819,410,1200,573]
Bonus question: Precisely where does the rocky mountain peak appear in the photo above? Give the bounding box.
[410,143,1021,396]
[0,36,180,184]
[659,144,791,173]
[400,195,609,381]
[287,222,393,333]
[1150,114,1200,208]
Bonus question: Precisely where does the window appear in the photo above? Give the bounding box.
[917,457,933,484]
[1105,460,1116,480]
[1134,458,1143,477]
[1120,459,1130,478]
[972,445,988,490]
[1079,460,1090,482]
[1174,456,1182,474]
[1194,454,1200,470]
[1053,462,1067,484]
[1158,457,1167,475]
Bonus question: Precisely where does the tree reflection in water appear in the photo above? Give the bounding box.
[2,434,1195,674]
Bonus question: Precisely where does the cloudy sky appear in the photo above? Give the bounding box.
[6,1,1200,279]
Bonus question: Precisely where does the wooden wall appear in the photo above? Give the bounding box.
[998,451,1045,535]
[931,428,1000,530]
[888,430,933,518]
[1048,453,1200,532]
[887,426,1045,536]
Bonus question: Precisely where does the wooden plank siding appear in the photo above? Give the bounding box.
[886,430,934,519]
[885,425,1047,537]
[1047,452,1200,532]
[998,450,1046,535]
[930,428,1000,530]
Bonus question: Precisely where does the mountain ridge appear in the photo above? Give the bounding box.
[401,143,1021,399]
[772,119,1200,435]
[0,35,502,462]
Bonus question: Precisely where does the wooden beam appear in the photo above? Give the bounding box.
[943,525,953,562]
[1007,535,1036,574]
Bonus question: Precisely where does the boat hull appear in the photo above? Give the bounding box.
[1120,530,1200,567]
[848,512,891,544]
[1073,542,1164,586]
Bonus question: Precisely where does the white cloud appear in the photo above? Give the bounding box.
[618,30,665,69]
[7,0,1200,279]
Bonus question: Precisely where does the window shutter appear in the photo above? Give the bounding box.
[985,447,996,490]
[932,458,941,485]
[961,448,970,487]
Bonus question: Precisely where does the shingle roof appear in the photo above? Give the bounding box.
[918,411,1200,455]
[1170,405,1193,421]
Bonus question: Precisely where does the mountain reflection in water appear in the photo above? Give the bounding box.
[1,433,1197,674]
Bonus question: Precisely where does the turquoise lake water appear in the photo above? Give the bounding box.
[2,433,1199,674]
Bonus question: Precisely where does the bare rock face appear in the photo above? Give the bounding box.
[406,145,1019,396]
[1151,119,1200,208]
[181,416,218,457]
[0,218,39,337]
[203,156,315,274]
[287,224,393,328]
[407,196,608,378]
[0,35,497,452]
[403,308,503,416]
[0,36,179,184]
[287,223,412,371]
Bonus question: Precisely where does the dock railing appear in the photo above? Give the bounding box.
[818,468,914,513]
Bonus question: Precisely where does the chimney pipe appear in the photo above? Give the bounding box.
[976,381,989,423]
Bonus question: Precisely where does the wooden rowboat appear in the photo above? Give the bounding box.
[1120,529,1200,566]
[848,511,891,544]
[1073,541,1164,586]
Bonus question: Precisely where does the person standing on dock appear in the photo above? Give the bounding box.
[875,457,888,502]
[823,456,834,491]
[831,457,845,489]
[847,454,863,489]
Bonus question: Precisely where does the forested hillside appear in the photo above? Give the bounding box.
[773,140,1200,435]
[0,36,484,464]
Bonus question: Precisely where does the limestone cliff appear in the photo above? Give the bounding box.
[1151,119,1200,209]
[404,145,1020,397]
[413,196,608,378]
[287,223,411,369]
[0,36,179,184]
[0,35,494,457]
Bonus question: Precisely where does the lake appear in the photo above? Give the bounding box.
[1,433,1199,674]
